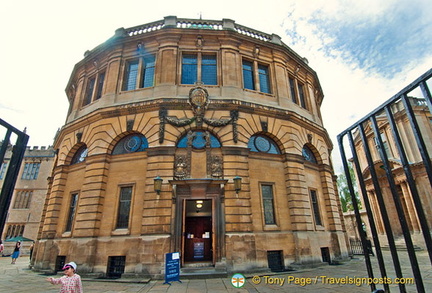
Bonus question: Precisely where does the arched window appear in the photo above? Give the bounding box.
[302,145,317,163]
[112,134,148,155]
[248,135,281,154]
[71,145,88,165]
[177,130,221,149]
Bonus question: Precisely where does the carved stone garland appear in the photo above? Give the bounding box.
[160,86,238,180]
[159,86,239,143]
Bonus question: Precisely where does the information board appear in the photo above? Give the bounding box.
[164,252,181,285]
[193,242,204,259]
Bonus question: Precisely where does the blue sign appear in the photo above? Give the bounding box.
[164,252,181,285]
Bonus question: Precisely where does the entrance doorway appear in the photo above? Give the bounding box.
[183,199,213,262]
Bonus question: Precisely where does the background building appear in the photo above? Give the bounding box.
[33,16,348,278]
[0,144,55,255]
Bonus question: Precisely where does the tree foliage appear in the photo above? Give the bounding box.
[337,162,362,212]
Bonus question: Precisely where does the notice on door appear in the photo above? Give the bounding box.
[194,242,204,259]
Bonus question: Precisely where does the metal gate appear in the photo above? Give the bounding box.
[338,68,432,292]
[0,119,29,238]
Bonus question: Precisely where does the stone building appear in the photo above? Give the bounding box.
[352,96,432,247]
[33,16,348,277]
[0,145,55,254]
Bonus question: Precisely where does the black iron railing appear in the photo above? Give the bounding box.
[0,119,29,238]
[338,68,432,292]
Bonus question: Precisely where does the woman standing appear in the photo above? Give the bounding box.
[11,241,21,264]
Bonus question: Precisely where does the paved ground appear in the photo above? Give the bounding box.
[1,249,430,292]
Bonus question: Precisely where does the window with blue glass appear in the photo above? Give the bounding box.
[0,162,8,179]
[242,60,255,90]
[248,135,281,154]
[302,145,317,163]
[258,64,270,94]
[123,55,155,91]
[177,131,221,149]
[201,54,217,85]
[112,134,148,155]
[181,53,217,85]
[181,54,198,85]
[243,59,271,94]
[142,55,155,88]
[123,60,139,91]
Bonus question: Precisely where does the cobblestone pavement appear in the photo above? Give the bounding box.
[1,249,430,292]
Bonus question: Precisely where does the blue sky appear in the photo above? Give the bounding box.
[284,0,431,78]
[0,0,430,173]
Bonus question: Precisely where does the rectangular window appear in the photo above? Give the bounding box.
[123,60,139,91]
[289,77,297,103]
[262,184,276,225]
[142,55,155,88]
[116,186,132,229]
[95,72,105,100]
[83,77,96,106]
[243,59,271,93]
[13,190,33,209]
[298,82,307,109]
[242,60,255,90]
[258,64,270,94]
[181,54,198,85]
[123,55,156,91]
[374,132,393,158]
[201,54,217,85]
[181,53,217,85]
[21,162,40,180]
[6,224,25,239]
[65,193,78,232]
[0,162,8,179]
[310,190,322,226]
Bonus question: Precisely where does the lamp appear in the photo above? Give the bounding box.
[154,176,163,194]
[196,200,203,213]
[233,176,242,195]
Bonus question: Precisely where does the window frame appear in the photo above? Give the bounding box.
[114,185,134,231]
[5,224,25,239]
[13,189,33,209]
[122,54,156,91]
[0,161,8,179]
[260,183,277,226]
[21,162,41,180]
[288,74,308,110]
[180,52,218,86]
[242,59,272,94]
[309,189,323,227]
[65,192,79,232]
[83,71,106,106]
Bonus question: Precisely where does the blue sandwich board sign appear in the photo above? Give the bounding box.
[164,252,181,285]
